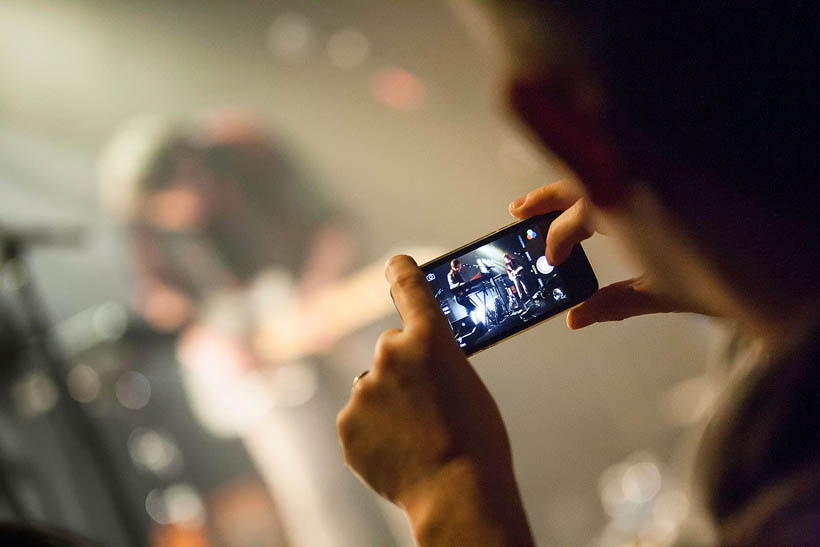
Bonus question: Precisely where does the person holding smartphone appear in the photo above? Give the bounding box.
[338,4,820,546]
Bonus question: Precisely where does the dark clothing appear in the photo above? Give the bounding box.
[447,269,466,289]
[448,269,476,315]
[0,524,102,546]
[698,325,820,544]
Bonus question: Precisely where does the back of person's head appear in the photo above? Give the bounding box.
[480,2,820,255]
[99,111,296,226]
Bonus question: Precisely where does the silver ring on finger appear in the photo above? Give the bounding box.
[352,370,370,388]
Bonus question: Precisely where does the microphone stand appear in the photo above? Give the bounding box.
[0,229,143,547]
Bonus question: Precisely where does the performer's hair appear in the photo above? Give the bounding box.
[451,259,461,269]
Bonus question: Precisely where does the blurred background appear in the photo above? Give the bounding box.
[0,1,724,545]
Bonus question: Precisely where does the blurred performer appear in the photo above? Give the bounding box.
[99,112,402,547]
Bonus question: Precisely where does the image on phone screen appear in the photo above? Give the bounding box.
[420,214,597,356]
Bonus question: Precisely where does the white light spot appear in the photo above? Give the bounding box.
[622,461,662,504]
[145,489,170,525]
[67,364,101,404]
[327,29,370,69]
[115,370,151,410]
[92,302,128,341]
[128,427,183,477]
[267,13,315,64]
[145,484,205,528]
[598,462,631,518]
[165,484,206,528]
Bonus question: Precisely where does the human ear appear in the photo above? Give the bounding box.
[507,73,629,208]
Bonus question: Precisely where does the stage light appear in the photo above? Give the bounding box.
[267,13,315,64]
[327,29,370,69]
[476,245,506,263]
[371,67,426,111]
[470,302,487,325]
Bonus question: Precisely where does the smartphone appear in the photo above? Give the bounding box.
[420,213,598,356]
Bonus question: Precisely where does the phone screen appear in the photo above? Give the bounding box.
[420,214,597,355]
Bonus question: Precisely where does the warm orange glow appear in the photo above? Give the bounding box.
[371,68,426,112]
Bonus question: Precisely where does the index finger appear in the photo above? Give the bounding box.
[385,255,442,331]
[508,179,583,219]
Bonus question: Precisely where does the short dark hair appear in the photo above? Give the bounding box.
[485,3,820,235]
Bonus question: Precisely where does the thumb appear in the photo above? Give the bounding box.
[566,276,679,329]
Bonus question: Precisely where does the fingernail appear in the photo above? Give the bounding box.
[510,196,526,209]
[567,311,589,330]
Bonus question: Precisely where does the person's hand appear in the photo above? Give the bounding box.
[509,180,685,329]
[337,255,534,546]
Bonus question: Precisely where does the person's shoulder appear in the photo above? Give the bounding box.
[718,468,820,545]
[700,324,820,545]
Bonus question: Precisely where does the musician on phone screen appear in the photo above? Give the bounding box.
[504,253,528,304]
[447,259,477,317]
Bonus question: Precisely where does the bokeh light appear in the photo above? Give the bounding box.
[622,461,662,504]
[115,370,151,410]
[327,29,370,69]
[127,427,183,477]
[66,364,101,404]
[371,67,426,111]
[267,13,315,64]
[11,372,58,418]
[145,484,206,528]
